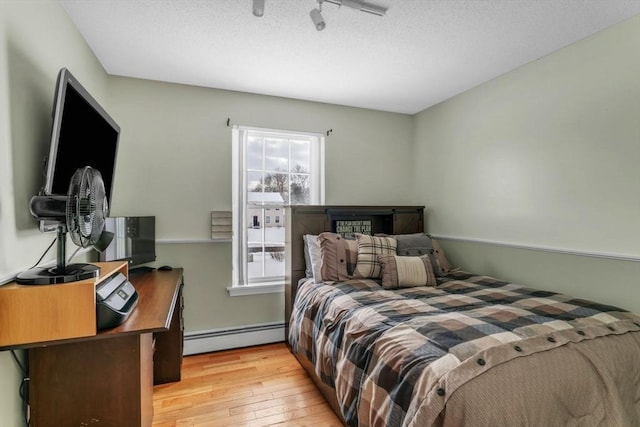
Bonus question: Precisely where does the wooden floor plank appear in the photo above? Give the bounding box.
[153,342,342,426]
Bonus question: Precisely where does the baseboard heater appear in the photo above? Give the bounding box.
[183,321,285,355]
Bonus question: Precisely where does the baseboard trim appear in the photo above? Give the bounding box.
[183,321,285,356]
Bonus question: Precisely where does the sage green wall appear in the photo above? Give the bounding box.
[0,1,110,281]
[0,1,110,426]
[1,0,638,424]
[414,15,640,311]
[105,76,416,331]
[439,239,640,313]
[0,1,415,421]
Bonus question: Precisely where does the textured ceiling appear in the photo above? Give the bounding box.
[59,0,640,114]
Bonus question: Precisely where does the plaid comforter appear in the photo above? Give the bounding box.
[288,270,640,427]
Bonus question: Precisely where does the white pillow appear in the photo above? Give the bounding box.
[303,235,314,278]
[303,234,323,283]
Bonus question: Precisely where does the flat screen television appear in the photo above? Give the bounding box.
[99,216,156,269]
[40,67,120,232]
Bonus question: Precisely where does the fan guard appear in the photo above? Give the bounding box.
[66,166,108,248]
[16,166,113,285]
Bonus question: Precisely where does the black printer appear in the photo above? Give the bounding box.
[96,272,138,330]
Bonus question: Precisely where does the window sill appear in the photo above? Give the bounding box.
[226,282,284,296]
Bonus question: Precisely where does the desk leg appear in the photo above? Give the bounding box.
[29,333,153,427]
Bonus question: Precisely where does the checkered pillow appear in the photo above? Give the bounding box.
[353,234,397,279]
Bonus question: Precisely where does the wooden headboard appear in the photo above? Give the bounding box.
[284,205,425,339]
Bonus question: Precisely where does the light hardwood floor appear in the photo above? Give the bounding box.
[152,342,343,426]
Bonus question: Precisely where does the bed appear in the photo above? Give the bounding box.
[284,206,640,427]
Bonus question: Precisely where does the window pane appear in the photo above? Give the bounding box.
[263,173,289,204]
[291,140,310,173]
[290,173,310,204]
[247,207,262,233]
[246,207,263,281]
[263,207,285,279]
[246,207,285,282]
[246,137,263,170]
[265,138,288,172]
[247,171,265,204]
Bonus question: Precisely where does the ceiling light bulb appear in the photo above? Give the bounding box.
[310,8,326,30]
[252,0,265,17]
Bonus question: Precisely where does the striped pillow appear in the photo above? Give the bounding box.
[378,254,437,289]
[377,232,452,276]
[353,234,397,279]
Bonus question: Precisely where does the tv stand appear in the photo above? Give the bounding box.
[0,266,184,427]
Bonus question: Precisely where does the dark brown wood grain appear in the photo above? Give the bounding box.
[29,333,154,427]
[153,281,184,384]
[102,269,183,336]
[27,268,184,427]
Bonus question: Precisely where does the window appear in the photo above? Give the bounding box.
[231,126,324,292]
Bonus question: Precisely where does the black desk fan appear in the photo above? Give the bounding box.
[17,166,114,285]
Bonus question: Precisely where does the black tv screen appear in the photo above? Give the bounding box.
[99,216,156,267]
[41,67,120,231]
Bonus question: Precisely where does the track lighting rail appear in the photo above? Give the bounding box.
[324,0,387,17]
[252,0,387,30]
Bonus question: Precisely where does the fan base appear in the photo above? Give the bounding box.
[16,264,99,285]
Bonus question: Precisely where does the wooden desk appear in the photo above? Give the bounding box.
[25,268,184,427]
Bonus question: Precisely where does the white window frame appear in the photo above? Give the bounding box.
[229,125,325,296]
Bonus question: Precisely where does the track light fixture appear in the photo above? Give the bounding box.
[310,0,326,31]
[310,0,386,31]
[252,0,387,31]
[324,0,387,16]
[252,0,265,17]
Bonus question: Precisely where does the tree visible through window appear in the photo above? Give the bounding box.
[232,127,324,287]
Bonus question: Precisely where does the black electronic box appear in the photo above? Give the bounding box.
[96,272,138,330]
